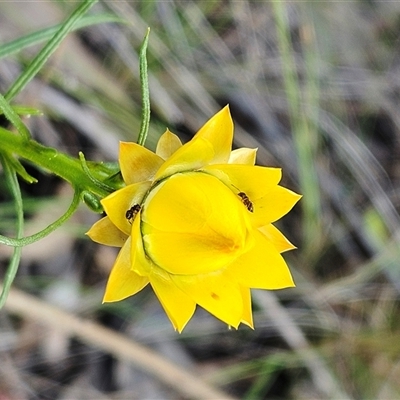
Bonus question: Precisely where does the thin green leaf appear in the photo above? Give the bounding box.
[5,0,99,102]
[0,92,30,139]
[137,28,151,146]
[79,151,115,193]
[6,154,38,184]
[0,14,126,60]
[0,153,24,308]
[11,106,43,116]
[0,190,81,248]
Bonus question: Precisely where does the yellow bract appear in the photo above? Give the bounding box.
[142,172,253,275]
[86,106,301,332]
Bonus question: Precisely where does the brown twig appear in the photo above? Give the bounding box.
[3,286,236,400]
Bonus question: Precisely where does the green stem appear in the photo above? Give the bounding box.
[0,190,81,247]
[0,127,110,199]
[0,153,24,306]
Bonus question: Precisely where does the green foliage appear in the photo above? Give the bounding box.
[0,0,128,308]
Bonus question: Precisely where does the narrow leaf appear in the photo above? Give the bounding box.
[6,154,38,184]
[5,0,99,101]
[0,92,30,139]
[137,28,151,146]
[0,14,125,60]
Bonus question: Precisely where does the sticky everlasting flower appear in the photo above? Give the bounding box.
[87,106,301,332]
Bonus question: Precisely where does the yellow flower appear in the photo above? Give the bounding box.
[87,106,301,332]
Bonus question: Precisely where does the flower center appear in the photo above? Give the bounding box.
[140,172,253,275]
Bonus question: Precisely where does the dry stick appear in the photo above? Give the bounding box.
[4,286,236,400]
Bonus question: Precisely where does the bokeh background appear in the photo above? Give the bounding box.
[1,1,400,399]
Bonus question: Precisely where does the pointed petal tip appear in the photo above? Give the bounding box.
[279,245,298,254]
[258,224,298,253]
[228,147,258,165]
[168,311,192,333]
[102,291,116,303]
[119,141,134,151]
[156,128,183,159]
[220,104,232,120]
[291,192,303,206]
[102,294,130,304]
[102,292,129,303]
[241,320,255,330]
[168,316,191,333]
[278,278,296,289]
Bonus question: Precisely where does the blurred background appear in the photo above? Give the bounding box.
[1,1,400,399]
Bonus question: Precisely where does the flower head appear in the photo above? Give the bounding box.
[87,106,301,332]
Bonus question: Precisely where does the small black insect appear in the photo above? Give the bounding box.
[237,192,254,213]
[232,184,254,212]
[125,204,141,224]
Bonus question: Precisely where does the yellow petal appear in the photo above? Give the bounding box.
[142,172,252,274]
[239,286,254,328]
[202,164,282,207]
[86,216,128,247]
[229,229,295,289]
[143,230,251,275]
[193,105,233,164]
[129,208,153,277]
[142,172,211,234]
[154,137,214,180]
[258,224,296,253]
[229,148,257,165]
[153,106,233,180]
[144,172,252,235]
[101,181,151,236]
[103,238,149,302]
[149,271,196,332]
[171,270,243,328]
[133,222,197,331]
[251,186,302,226]
[156,129,182,160]
[119,142,164,184]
